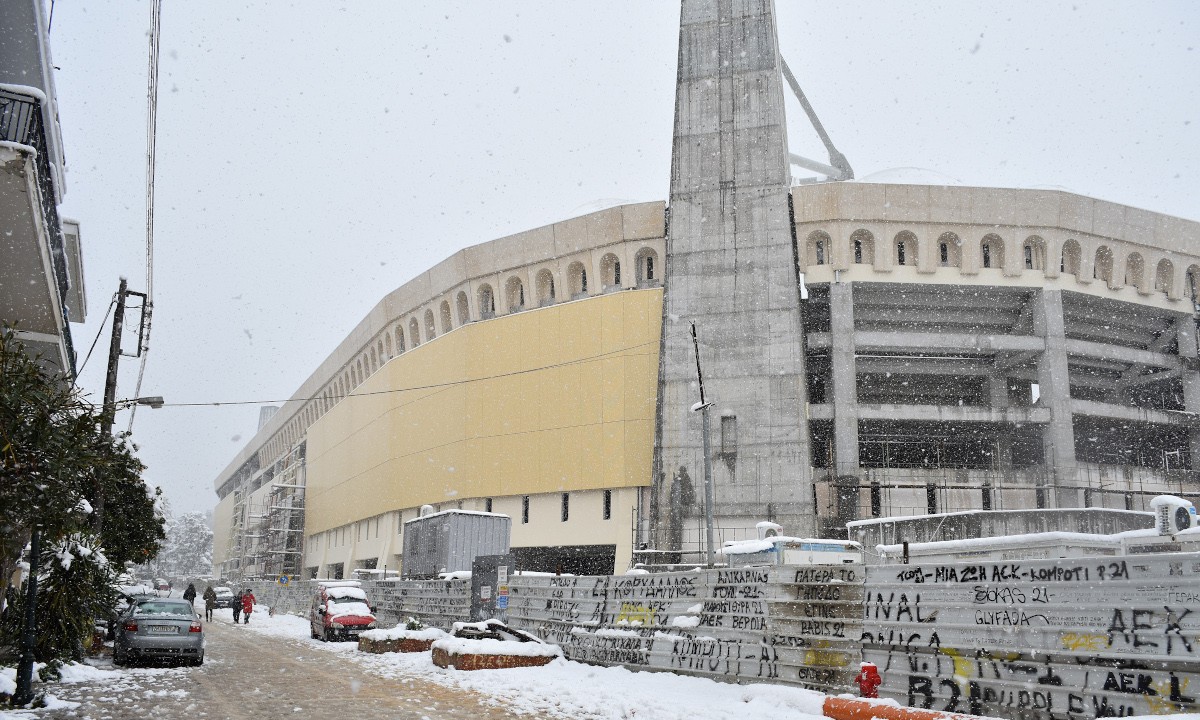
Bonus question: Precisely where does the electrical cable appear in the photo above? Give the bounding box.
[126,0,162,434]
[142,339,659,408]
[76,294,117,376]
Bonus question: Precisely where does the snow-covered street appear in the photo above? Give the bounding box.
[2,607,831,720]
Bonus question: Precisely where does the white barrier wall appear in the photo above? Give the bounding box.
[503,566,863,693]
[862,553,1200,719]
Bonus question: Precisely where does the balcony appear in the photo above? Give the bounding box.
[0,86,78,375]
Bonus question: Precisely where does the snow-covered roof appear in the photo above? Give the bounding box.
[721,537,862,556]
[403,509,510,524]
[326,586,368,601]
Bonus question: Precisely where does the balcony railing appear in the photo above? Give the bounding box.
[0,87,74,373]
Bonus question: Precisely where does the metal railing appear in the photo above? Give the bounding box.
[0,87,74,373]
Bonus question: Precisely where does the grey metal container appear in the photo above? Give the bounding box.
[401,510,511,579]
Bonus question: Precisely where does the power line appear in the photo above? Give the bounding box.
[151,339,659,408]
[126,0,163,434]
[76,294,117,376]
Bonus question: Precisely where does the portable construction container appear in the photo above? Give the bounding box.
[401,509,511,579]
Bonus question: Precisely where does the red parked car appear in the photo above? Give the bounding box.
[308,581,378,641]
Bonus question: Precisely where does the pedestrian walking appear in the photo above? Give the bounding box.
[232,589,243,624]
[241,588,256,624]
[183,582,197,608]
[202,585,217,622]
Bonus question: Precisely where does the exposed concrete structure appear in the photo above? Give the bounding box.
[655,0,814,547]
[211,0,1200,579]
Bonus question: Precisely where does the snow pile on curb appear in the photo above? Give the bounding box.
[360,626,447,642]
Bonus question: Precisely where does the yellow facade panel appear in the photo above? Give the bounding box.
[304,289,662,536]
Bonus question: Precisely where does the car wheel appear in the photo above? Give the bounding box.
[112,646,125,667]
[323,628,334,642]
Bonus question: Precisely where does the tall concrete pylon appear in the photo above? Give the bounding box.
[653,0,815,550]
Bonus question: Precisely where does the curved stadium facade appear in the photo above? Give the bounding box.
[212,2,1200,580]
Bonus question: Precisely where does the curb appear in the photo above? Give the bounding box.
[823,697,994,720]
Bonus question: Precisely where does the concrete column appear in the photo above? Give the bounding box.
[1174,315,1200,470]
[988,376,1014,471]
[830,282,859,477]
[655,0,813,542]
[1034,288,1079,506]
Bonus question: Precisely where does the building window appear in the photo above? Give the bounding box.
[613,261,621,285]
[854,239,863,264]
[815,240,825,265]
[485,497,493,513]
[645,256,654,280]
[561,493,569,522]
[982,244,992,268]
[603,490,612,520]
[720,415,737,455]
[522,496,530,524]
[1024,244,1033,270]
[896,242,907,266]
[939,242,948,266]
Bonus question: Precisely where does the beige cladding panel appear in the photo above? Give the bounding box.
[212,492,235,569]
[304,289,663,536]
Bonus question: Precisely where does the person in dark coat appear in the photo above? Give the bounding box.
[202,585,217,621]
[232,589,243,623]
[241,589,256,624]
[182,583,197,607]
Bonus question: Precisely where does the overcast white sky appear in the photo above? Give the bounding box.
[48,1,1198,516]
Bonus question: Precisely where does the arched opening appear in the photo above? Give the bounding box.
[981,234,1004,270]
[1187,266,1200,309]
[355,359,363,385]
[384,333,393,359]
[535,268,556,306]
[478,284,496,319]
[1155,259,1174,296]
[1023,236,1045,271]
[456,291,470,324]
[369,347,378,373]
[424,309,437,341]
[505,276,526,312]
[1125,252,1145,290]
[439,300,453,332]
[937,232,961,268]
[851,229,875,265]
[1094,246,1114,285]
[600,253,622,290]
[409,317,421,347]
[806,231,831,266]
[1061,239,1082,277]
[635,247,660,286]
[395,327,406,354]
[567,261,589,298]
[894,231,917,267]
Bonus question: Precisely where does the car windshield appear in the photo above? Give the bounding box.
[133,602,193,616]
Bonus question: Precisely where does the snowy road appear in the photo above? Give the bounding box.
[6,607,830,720]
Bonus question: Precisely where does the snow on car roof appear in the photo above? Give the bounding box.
[326,586,367,600]
[214,587,233,594]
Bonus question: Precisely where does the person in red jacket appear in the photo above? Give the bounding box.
[241,589,256,624]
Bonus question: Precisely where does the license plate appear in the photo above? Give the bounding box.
[148,625,177,634]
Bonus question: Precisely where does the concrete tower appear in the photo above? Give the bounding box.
[654,0,814,549]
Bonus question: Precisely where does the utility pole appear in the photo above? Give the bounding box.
[96,277,128,535]
[690,322,716,568]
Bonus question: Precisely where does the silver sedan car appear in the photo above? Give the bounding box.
[113,597,205,666]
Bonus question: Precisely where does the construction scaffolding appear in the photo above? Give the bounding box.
[263,444,306,578]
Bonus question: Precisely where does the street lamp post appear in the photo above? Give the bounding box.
[690,323,716,568]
